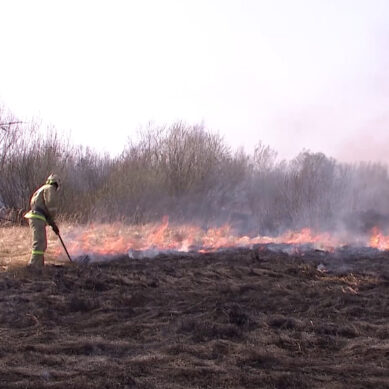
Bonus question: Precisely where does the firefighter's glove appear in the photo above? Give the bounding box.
[51,222,60,235]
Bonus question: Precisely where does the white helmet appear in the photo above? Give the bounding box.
[46,173,61,190]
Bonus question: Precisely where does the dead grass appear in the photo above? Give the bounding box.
[0,224,65,269]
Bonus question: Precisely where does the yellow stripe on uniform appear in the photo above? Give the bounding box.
[31,250,45,255]
[24,211,47,223]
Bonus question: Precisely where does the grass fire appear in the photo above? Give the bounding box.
[1,118,389,387]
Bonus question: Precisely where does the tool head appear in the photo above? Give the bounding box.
[75,255,90,265]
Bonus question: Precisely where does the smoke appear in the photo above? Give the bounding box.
[77,123,389,248]
[335,114,389,165]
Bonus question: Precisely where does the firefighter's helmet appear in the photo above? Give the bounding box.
[46,173,61,190]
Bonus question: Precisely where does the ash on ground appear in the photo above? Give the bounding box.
[75,243,388,278]
[1,241,388,388]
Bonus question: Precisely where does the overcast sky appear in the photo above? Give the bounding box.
[1,0,388,163]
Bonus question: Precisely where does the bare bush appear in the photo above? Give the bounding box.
[0,123,69,213]
[158,122,229,196]
[0,107,22,191]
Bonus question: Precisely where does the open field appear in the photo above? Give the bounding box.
[1,225,389,388]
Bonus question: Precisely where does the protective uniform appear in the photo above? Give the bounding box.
[24,174,60,267]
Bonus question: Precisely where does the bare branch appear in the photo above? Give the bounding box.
[0,121,23,131]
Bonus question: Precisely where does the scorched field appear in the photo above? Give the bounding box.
[0,224,388,388]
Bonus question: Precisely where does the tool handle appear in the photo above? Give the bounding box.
[58,233,73,263]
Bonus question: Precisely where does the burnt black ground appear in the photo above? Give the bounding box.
[0,248,388,388]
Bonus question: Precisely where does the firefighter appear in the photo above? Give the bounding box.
[24,174,61,267]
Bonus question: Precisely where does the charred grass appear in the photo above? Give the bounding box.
[0,242,389,388]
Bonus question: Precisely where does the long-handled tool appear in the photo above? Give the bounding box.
[57,232,73,263]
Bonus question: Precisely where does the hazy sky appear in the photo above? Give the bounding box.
[1,0,388,163]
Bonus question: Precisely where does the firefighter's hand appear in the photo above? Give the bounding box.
[51,223,60,235]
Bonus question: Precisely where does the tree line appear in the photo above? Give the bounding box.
[1,107,389,236]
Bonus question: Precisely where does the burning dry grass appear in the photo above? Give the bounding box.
[3,221,389,270]
[0,227,388,388]
[55,221,389,260]
[62,222,344,257]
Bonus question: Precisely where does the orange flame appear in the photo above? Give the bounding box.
[55,217,359,259]
[369,227,389,250]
